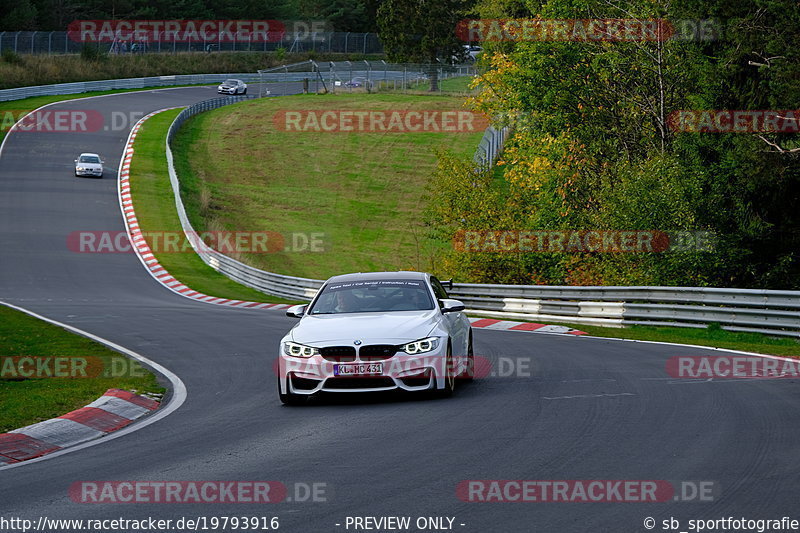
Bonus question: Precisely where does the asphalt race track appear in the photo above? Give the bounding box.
[1,86,798,532]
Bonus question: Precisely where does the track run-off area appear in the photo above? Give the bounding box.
[0,86,798,532]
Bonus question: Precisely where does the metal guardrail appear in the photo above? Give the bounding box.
[447,285,800,337]
[474,125,510,170]
[0,73,264,102]
[160,89,800,338]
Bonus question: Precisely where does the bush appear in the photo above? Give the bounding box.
[1,48,23,65]
[80,44,105,62]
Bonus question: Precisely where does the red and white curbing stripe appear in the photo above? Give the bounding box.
[0,389,159,464]
[469,317,586,335]
[119,110,290,311]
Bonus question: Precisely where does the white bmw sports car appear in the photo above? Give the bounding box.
[74,153,104,178]
[278,272,473,405]
[217,79,247,95]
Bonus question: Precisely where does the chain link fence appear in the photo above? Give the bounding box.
[0,31,384,55]
[257,60,477,96]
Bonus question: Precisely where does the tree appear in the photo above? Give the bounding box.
[377,0,471,90]
[0,0,38,30]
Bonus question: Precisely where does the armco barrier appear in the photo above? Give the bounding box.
[162,97,800,338]
[0,73,263,102]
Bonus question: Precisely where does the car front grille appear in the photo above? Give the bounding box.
[359,345,398,361]
[319,346,357,362]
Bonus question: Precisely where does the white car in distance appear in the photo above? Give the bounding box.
[217,79,248,95]
[74,153,104,178]
[278,271,474,405]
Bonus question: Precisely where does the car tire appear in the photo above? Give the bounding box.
[434,342,455,398]
[278,377,307,406]
[242,88,247,95]
[462,332,475,382]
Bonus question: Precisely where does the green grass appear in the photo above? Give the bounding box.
[172,92,485,280]
[396,75,476,94]
[128,109,292,303]
[0,305,164,433]
[472,314,800,358]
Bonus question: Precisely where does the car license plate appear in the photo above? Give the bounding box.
[334,363,383,376]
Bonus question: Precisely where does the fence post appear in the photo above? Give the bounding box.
[0,32,4,54]
[344,32,350,53]
[14,32,19,54]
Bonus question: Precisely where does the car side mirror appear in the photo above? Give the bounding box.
[286,304,307,318]
[74,159,78,163]
[440,299,465,313]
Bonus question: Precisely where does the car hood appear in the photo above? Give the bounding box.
[289,310,441,345]
[78,162,102,169]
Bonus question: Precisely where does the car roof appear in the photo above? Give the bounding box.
[324,271,429,284]
[79,153,100,157]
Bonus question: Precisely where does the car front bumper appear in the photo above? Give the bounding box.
[75,168,102,177]
[278,349,451,394]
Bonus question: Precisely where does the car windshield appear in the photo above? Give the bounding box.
[79,156,100,163]
[223,80,238,85]
[309,279,434,314]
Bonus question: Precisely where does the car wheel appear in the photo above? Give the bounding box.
[434,342,455,398]
[242,88,247,95]
[278,376,307,406]
[462,332,475,381]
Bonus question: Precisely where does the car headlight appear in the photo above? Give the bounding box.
[400,337,439,355]
[283,342,320,358]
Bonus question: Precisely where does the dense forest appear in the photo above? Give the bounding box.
[0,0,380,32]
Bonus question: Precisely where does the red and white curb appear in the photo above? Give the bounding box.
[0,389,159,465]
[118,109,291,311]
[469,317,586,335]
